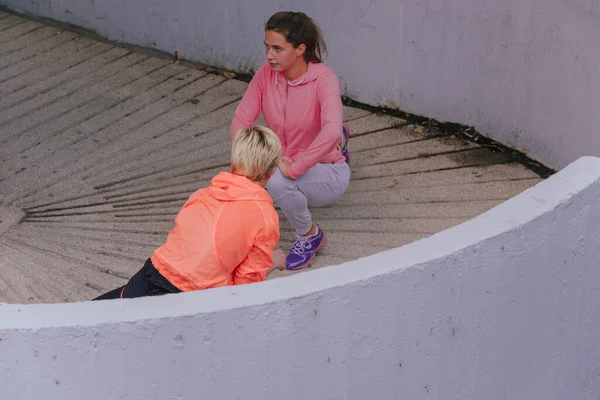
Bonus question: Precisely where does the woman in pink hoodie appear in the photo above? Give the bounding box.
[230,11,351,270]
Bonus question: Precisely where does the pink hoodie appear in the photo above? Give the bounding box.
[230,61,345,179]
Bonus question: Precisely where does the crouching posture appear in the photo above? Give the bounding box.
[230,11,351,270]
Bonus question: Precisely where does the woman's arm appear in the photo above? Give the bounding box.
[232,238,276,285]
[287,73,343,179]
[232,206,281,285]
[230,63,267,138]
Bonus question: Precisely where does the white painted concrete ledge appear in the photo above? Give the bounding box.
[1,156,599,400]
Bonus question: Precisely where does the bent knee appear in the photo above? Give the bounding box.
[266,169,298,199]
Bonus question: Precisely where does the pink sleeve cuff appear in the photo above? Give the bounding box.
[287,162,304,180]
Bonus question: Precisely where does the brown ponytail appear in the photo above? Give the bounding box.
[265,11,327,63]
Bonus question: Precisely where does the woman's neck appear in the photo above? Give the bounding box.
[283,60,308,82]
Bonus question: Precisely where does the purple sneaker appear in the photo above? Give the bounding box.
[286,226,327,270]
[340,123,351,164]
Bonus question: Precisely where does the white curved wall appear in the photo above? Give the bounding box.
[1,156,599,399]
[2,2,600,398]
[2,0,600,169]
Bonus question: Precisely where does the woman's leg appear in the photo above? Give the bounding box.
[93,286,125,301]
[92,259,181,300]
[267,162,350,234]
[300,162,351,207]
[266,162,350,269]
[121,258,181,298]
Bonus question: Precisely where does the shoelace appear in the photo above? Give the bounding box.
[290,236,312,256]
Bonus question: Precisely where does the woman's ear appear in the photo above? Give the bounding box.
[296,43,306,58]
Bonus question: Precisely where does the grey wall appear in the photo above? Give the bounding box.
[2,0,600,169]
[1,156,600,399]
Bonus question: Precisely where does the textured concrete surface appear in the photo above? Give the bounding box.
[0,205,24,235]
[3,0,599,171]
[0,13,543,304]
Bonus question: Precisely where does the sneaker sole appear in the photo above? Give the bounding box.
[342,123,351,164]
[287,236,327,271]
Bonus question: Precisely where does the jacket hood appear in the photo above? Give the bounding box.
[208,172,273,203]
[275,61,333,87]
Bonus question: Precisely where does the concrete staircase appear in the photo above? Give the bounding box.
[0,11,543,303]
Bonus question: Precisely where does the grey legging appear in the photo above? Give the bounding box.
[266,162,350,235]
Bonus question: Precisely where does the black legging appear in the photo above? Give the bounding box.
[93,258,181,300]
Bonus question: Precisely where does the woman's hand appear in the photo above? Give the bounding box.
[270,249,287,272]
[278,156,294,180]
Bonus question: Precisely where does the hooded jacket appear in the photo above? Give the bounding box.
[151,172,280,291]
[230,61,345,179]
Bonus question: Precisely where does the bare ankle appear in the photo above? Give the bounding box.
[302,224,317,237]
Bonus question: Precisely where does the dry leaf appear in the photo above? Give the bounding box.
[393,179,399,185]
[168,51,182,64]
[222,71,236,79]
[414,126,425,133]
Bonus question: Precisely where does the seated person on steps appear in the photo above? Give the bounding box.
[93,126,286,300]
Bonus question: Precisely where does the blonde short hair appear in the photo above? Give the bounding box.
[231,126,281,182]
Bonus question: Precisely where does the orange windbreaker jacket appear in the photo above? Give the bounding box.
[151,172,280,291]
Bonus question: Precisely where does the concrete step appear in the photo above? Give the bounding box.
[0,15,547,303]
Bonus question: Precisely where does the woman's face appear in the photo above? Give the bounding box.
[264,30,305,73]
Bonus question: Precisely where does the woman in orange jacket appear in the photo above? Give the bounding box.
[93,126,285,300]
